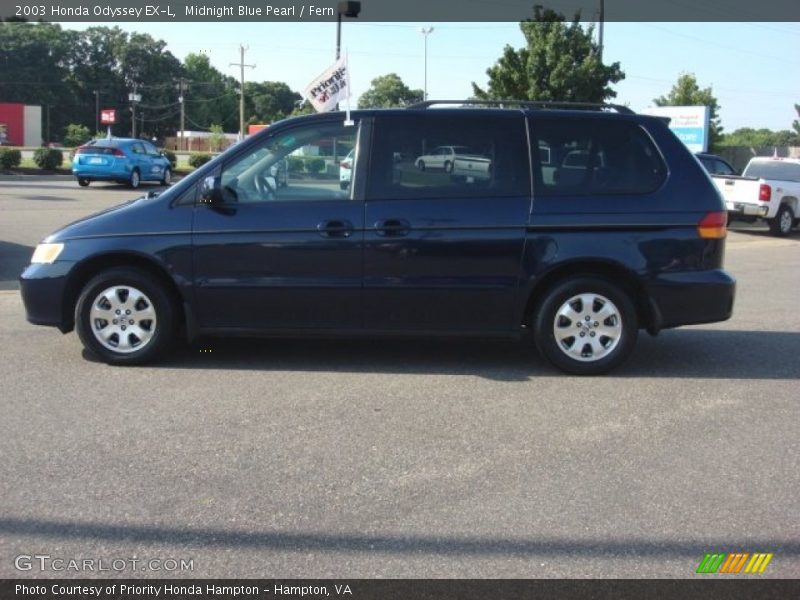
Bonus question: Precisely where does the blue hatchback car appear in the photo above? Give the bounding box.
[72,138,172,188]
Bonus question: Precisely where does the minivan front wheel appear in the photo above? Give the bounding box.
[533,277,638,375]
[75,268,176,365]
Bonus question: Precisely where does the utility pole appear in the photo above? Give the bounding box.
[598,0,605,62]
[420,27,434,100]
[176,78,188,151]
[93,90,100,134]
[230,45,255,141]
[129,85,141,138]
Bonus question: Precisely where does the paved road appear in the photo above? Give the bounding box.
[0,179,798,578]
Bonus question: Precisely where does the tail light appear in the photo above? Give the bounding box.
[758,184,771,202]
[698,211,727,239]
[112,148,125,157]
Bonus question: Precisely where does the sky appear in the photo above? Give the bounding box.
[60,21,800,133]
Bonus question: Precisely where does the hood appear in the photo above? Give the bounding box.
[44,191,167,243]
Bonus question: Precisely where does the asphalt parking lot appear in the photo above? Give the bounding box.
[0,178,798,578]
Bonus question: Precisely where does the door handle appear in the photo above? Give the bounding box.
[317,219,353,238]
[375,218,411,237]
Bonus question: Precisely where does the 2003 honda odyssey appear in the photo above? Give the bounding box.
[20,101,735,374]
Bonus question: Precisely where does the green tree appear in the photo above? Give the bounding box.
[654,73,723,150]
[358,73,423,108]
[245,81,301,124]
[63,123,92,147]
[182,53,239,132]
[208,124,225,152]
[472,7,624,103]
[793,103,800,136]
[720,127,800,147]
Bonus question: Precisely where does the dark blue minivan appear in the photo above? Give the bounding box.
[20,102,735,374]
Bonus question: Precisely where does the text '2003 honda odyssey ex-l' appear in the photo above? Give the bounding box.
[20,101,735,375]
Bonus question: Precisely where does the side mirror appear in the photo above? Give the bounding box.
[200,175,223,205]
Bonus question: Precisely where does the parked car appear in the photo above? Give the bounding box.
[696,152,736,176]
[415,145,474,172]
[339,149,354,190]
[20,101,735,374]
[72,138,172,188]
[708,156,800,236]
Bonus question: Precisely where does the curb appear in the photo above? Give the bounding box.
[0,175,74,182]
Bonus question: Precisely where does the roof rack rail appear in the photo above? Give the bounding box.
[407,99,635,114]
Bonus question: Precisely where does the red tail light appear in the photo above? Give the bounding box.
[758,184,771,202]
[112,148,125,157]
[697,211,727,239]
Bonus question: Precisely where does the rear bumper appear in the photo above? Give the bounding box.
[725,201,769,217]
[645,269,735,331]
[19,262,75,332]
[73,165,131,181]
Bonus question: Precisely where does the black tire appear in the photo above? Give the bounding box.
[767,204,794,237]
[533,277,638,375]
[160,167,171,186]
[417,160,426,171]
[129,168,140,189]
[444,160,453,173]
[77,178,90,187]
[75,267,176,365]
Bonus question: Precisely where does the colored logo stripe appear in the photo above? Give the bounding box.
[697,552,773,574]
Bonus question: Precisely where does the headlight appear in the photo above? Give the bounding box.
[31,243,64,264]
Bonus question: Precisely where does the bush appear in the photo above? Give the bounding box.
[286,157,304,173]
[306,157,325,174]
[63,123,92,148]
[33,147,64,170]
[161,149,177,168]
[0,148,22,169]
[188,153,213,168]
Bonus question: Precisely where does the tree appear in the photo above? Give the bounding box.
[208,124,225,152]
[182,53,239,133]
[654,73,723,150]
[720,127,800,147]
[793,103,800,136]
[244,81,301,124]
[358,73,423,108]
[63,123,92,147]
[472,7,624,103]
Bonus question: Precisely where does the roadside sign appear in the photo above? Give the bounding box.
[100,109,116,125]
[642,105,710,153]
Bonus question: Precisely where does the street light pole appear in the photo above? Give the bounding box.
[129,86,141,138]
[420,27,434,100]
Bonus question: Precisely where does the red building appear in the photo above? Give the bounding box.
[0,103,42,146]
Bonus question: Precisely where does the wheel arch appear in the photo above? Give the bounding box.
[521,260,658,334]
[61,252,187,335]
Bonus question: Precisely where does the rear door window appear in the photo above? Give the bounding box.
[530,118,667,196]
[366,113,531,200]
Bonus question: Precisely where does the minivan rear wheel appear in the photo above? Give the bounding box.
[533,277,638,375]
[75,267,176,365]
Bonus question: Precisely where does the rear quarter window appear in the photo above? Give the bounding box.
[530,118,667,197]
[743,161,800,182]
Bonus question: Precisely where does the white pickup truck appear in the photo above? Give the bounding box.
[710,156,800,236]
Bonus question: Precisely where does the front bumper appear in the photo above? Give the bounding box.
[645,269,736,331]
[19,261,76,332]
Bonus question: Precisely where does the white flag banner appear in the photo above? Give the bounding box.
[303,55,351,113]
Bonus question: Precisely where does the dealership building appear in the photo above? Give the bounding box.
[0,103,42,146]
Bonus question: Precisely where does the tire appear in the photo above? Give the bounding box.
[77,178,90,187]
[160,167,171,186]
[75,267,176,365]
[444,160,453,173]
[417,160,426,171]
[129,168,140,189]
[767,204,794,237]
[533,277,638,375]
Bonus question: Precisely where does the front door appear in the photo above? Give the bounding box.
[192,119,364,332]
[362,111,532,334]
